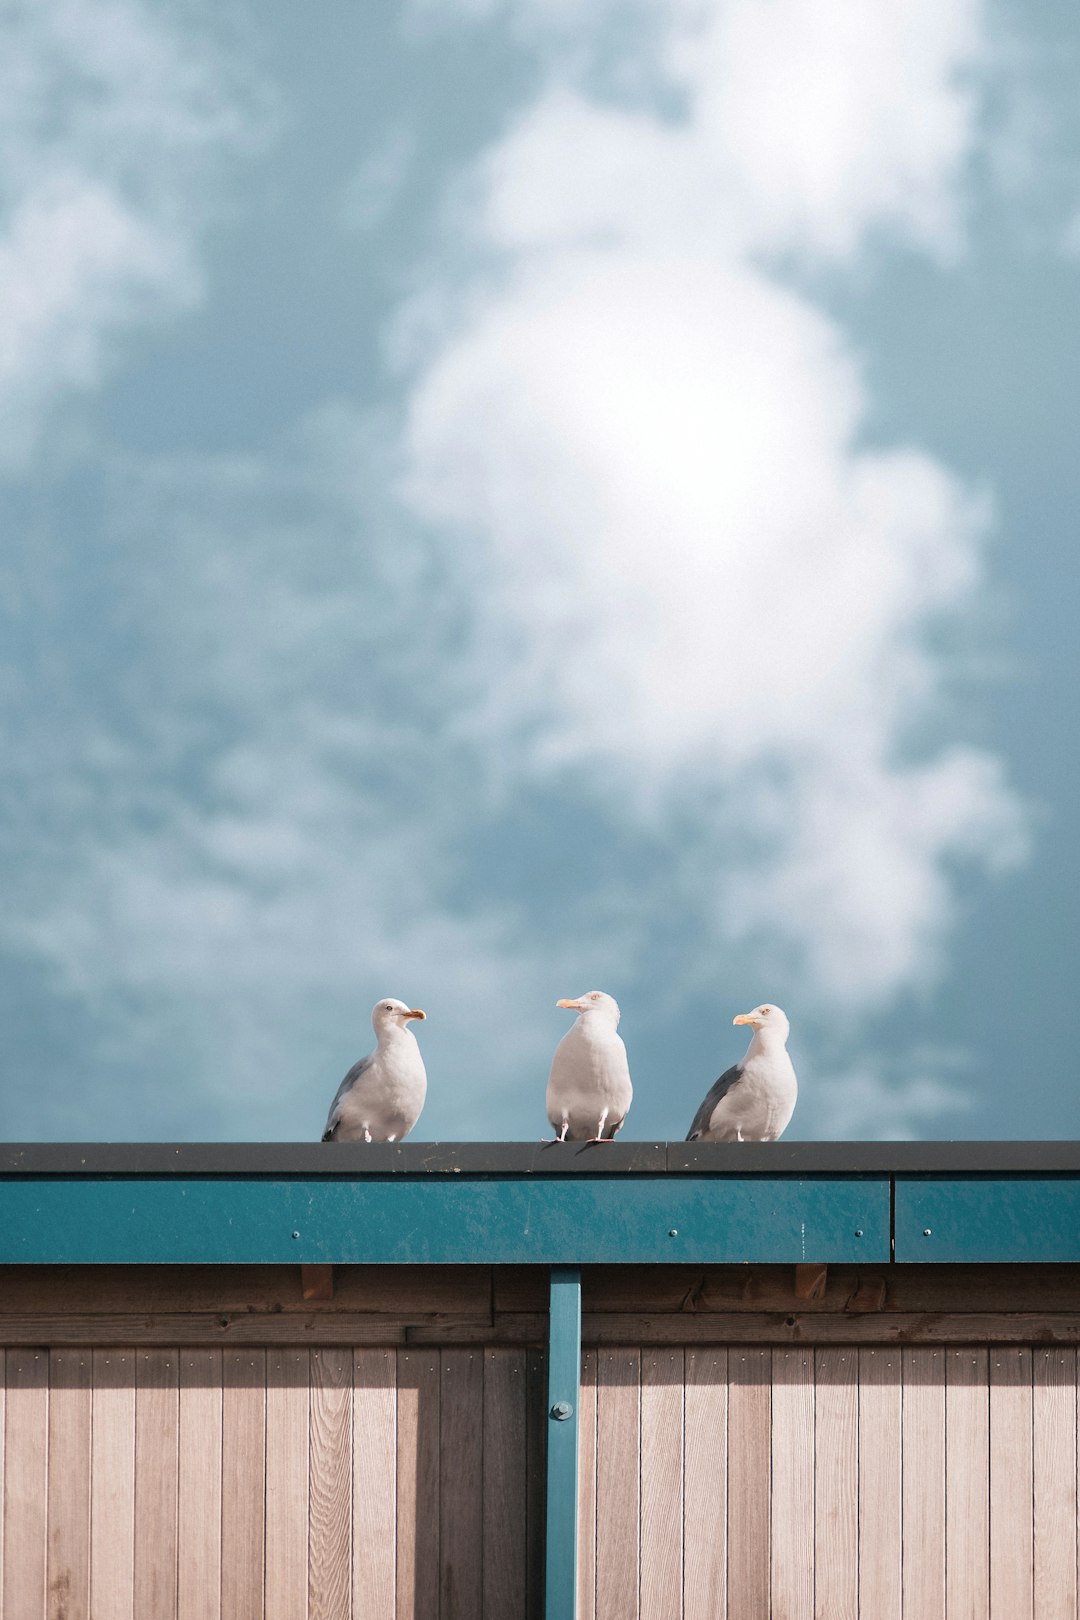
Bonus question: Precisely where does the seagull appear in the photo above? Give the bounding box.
[547,991,633,1142]
[685,1003,797,1142]
[321,998,428,1143]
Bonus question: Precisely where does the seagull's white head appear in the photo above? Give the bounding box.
[733,1003,789,1040]
[371,997,427,1035]
[557,990,621,1025]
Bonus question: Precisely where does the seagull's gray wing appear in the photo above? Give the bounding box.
[322,1053,375,1142]
[685,1062,744,1141]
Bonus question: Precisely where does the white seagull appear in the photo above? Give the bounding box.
[686,1003,797,1143]
[546,991,633,1142]
[322,998,428,1143]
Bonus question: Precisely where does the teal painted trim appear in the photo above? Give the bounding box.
[895,1178,1080,1262]
[0,1176,888,1265]
[545,1267,581,1620]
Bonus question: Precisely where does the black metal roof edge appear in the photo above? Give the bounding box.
[4,1140,1080,1176]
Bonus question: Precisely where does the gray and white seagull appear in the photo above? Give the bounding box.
[322,997,428,1143]
[546,990,633,1142]
[686,1003,797,1143]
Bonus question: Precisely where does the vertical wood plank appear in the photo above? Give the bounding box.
[310,1348,352,1620]
[395,1349,439,1620]
[595,1349,640,1620]
[989,1346,1033,1620]
[354,1348,396,1620]
[221,1348,266,1620]
[440,1349,484,1620]
[902,1347,946,1620]
[945,1348,989,1620]
[771,1347,814,1620]
[640,1349,683,1620]
[266,1348,310,1620]
[134,1347,179,1620]
[91,1350,136,1620]
[577,1350,598,1620]
[48,1349,92,1620]
[1033,1347,1076,1620]
[858,1347,902,1620]
[178,1348,223,1620]
[483,1348,527,1620]
[684,1347,727,1620]
[525,1349,547,1620]
[814,1347,857,1620]
[5,1347,48,1620]
[728,1346,770,1620]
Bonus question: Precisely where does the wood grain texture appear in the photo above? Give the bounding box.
[395,1350,439,1620]
[858,1347,902,1620]
[309,1347,352,1620]
[901,1346,946,1620]
[221,1348,266,1620]
[728,1347,771,1620]
[178,1348,223,1620]
[813,1348,857,1620]
[639,1349,683,1620]
[439,1349,484,1620]
[945,1348,989,1620]
[353,1348,396,1620]
[683,1347,727,1620]
[595,1349,640,1620]
[770,1348,814,1620]
[47,1349,92,1620]
[1032,1347,1076,1620]
[482,1349,527,1620]
[5,1348,48,1620]
[90,1350,137,1620]
[0,1350,5,1608]
[134,1348,179,1620]
[989,1346,1033,1620]
[525,1349,547,1620]
[577,1350,598,1620]
[265,1348,310,1620]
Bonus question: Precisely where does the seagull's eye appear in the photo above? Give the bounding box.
[590,992,601,1000]
[760,1006,771,1015]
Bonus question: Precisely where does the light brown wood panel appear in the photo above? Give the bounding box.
[134,1348,179,1620]
[728,1347,770,1620]
[901,1346,946,1620]
[483,1348,527,1620]
[0,1350,4,1607]
[595,1349,640,1620]
[640,1349,683,1620]
[814,1348,857,1620]
[178,1348,223,1620]
[395,1349,439,1620]
[47,1349,92,1620]
[221,1348,266,1620]
[945,1348,989,1620]
[771,1348,814,1620]
[265,1348,310,1620]
[683,1347,727,1620]
[90,1350,136,1620]
[5,1348,48,1620]
[309,1347,352,1620]
[577,1350,598,1620]
[439,1349,484,1620]
[989,1346,1033,1620]
[858,1347,901,1620]
[1033,1347,1076,1620]
[353,1348,396,1620]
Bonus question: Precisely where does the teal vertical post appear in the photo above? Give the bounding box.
[545,1265,582,1620]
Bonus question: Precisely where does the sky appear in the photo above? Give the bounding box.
[1,0,1078,1144]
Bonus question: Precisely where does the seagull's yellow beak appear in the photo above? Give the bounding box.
[406,1009,426,1021]
[557,998,582,1010]
[732,1012,754,1026]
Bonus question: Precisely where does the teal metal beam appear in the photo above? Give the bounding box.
[0,1176,888,1265]
[545,1266,581,1620]
[895,1178,1080,1262]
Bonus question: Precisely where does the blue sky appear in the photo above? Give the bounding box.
[1,0,1078,1143]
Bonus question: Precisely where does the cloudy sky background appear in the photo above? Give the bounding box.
[1,0,1078,1142]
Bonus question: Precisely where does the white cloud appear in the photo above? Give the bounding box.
[398,0,1026,1016]
[809,1063,974,1141]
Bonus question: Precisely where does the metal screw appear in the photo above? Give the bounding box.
[923,1228,932,1237]
[291,1231,300,1240]
[551,1401,573,1421]
[854,1229,863,1238]
[668,1228,679,1238]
